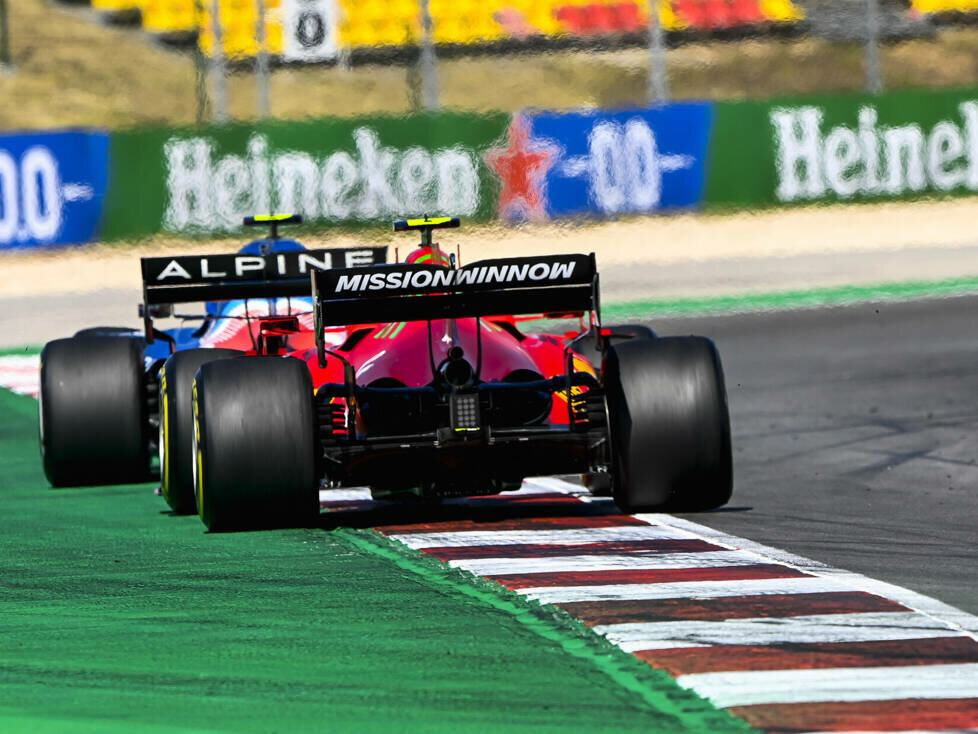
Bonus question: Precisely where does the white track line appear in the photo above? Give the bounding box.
[0,355,40,397]
[638,513,978,639]
[594,611,967,652]
[450,550,765,575]
[676,663,978,708]
[388,524,695,549]
[519,575,849,604]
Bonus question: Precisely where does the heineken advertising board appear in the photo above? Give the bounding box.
[100,112,509,240]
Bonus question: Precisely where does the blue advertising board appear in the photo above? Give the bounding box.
[0,131,110,250]
[485,103,713,221]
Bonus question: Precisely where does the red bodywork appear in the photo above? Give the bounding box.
[285,309,601,496]
[199,306,597,428]
[296,317,596,427]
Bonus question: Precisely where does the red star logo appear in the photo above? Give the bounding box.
[485,116,559,221]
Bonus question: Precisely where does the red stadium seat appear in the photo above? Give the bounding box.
[673,0,765,29]
[731,0,765,24]
[705,0,737,28]
[555,5,587,34]
[611,3,644,32]
[554,2,646,35]
[673,0,708,27]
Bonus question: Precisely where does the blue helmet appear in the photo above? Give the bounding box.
[204,237,310,318]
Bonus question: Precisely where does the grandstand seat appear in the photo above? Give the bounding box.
[554,2,640,35]
[198,0,284,58]
[611,2,644,32]
[672,0,707,27]
[142,0,197,35]
[672,0,766,29]
[910,0,978,12]
[91,0,140,11]
[182,0,798,60]
[338,0,416,47]
[523,1,565,35]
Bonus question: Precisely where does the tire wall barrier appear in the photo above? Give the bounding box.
[4,87,978,249]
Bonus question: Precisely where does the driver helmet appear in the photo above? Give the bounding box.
[405,244,451,267]
[205,238,310,318]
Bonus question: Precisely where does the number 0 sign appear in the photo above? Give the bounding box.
[283,0,339,63]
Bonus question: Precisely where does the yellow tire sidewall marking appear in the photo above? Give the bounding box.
[160,366,171,503]
[192,378,204,520]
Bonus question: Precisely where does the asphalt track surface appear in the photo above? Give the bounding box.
[650,294,978,617]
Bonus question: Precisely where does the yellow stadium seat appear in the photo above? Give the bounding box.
[759,0,805,22]
[911,0,978,11]
[198,0,284,58]
[91,0,140,11]
[337,0,417,47]
[658,2,684,31]
[523,3,564,35]
[142,0,197,35]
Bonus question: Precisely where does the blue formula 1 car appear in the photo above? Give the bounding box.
[38,215,386,513]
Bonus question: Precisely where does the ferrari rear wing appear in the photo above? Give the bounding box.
[313,254,598,327]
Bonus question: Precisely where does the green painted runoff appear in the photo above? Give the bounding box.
[0,388,753,734]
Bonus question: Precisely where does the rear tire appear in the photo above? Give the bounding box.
[39,336,151,486]
[159,348,243,514]
[193,357,319,532]
[605,336,732,512]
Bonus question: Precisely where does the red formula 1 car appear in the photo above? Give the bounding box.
[191,218,733,531]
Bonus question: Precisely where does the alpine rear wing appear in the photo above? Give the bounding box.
[140,247,386,346]
[141,247,387,306]
[312,253,600,359]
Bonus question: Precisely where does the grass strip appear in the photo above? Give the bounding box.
[0,345,42,356]
[602,274,978,320]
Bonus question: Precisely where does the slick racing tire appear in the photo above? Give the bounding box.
[193,357,319,532]
[605,336,732,513]
[39,335,151,487]
[159,348,243,515]
[572,323,656,374]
